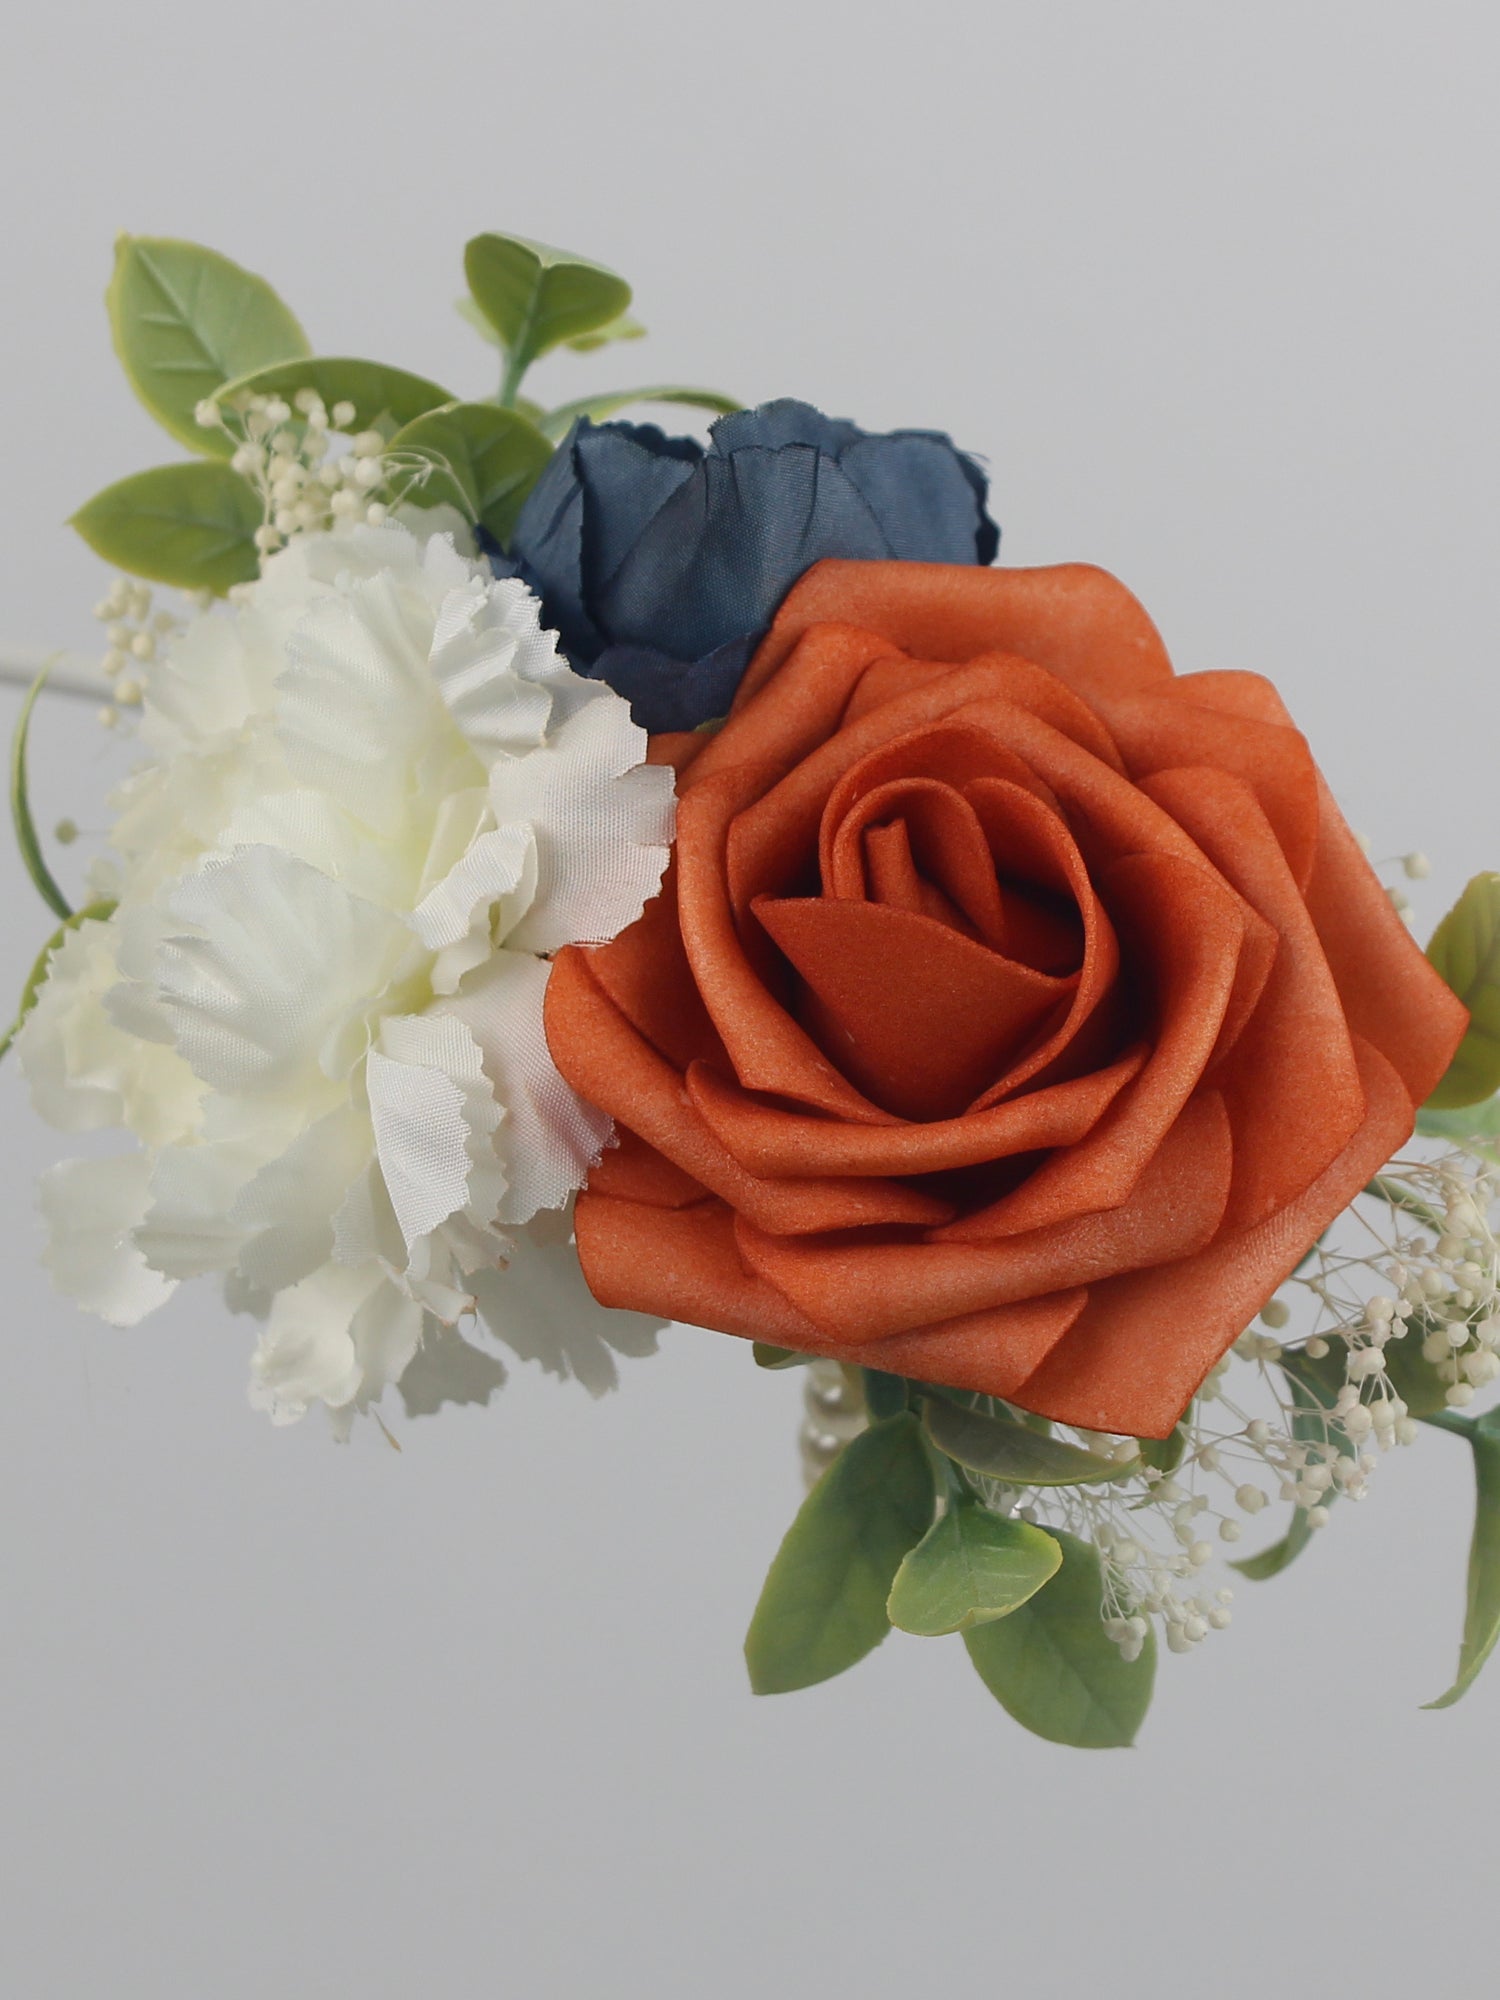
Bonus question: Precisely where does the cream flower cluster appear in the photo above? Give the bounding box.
[19,520,676,1429]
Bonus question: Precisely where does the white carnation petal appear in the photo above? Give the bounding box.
[346,1279,426,1406]
[368,1012,507,1256]
[153,847,410,1090]
[276,571,443,835]
[440,952,611,1226]
[39,1156,177,1327]
[18,919,203,1145]
[216,787,363,880]
[470,1216,662,1397]
[248,1261,376,1422]
[136,1140,263,1279]
[414,823,539,996]
[491,697,675,955]
[226,1104,374,1293]
[429,575,558,756]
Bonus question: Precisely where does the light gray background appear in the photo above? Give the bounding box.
[3,3,1498,1994]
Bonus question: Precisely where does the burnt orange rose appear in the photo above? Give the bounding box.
[543,560,1468,1436]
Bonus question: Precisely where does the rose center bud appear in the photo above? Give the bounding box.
[751,769,1088,1123]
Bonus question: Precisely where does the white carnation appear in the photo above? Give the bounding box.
[19,522,675,1428]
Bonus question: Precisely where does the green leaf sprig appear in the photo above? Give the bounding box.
[460,231,740,436]
[742,1368,1156,1746]
[71,230,742,597]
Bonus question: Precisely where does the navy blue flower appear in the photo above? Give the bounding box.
[504,399,1000,732]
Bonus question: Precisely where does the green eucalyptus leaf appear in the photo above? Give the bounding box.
[384,403,552,546]
[0,900,117,1063]
[107,234,309,456]
[888,1501,1062,1637]
[540,385,743,443]
[71,462,261,595]
[214,357,454,437]
[1417,1096,1500,1169]
[963,1529,1155,1748]
[1426,874,1500,1109]
[9,661,72,921]
[464,234,632,392]
[744,1412,936,1695]
[923,1395,1134,1486]
[1426,1409,1500,1709]
[565,311,648,353]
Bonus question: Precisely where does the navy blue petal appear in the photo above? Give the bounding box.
[505,437,601,661]
[838,432,998,564]
[572,424,702,604]
[583,633,759,734]
[595,445,892,662]
[708,399,864,457]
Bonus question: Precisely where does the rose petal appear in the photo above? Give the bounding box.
[1303,775,1470,1104]
[1142,766,1367,1227]
[934,849,1256,1241]
[732,1089,1230,1340]
[753,896,1074,1123]
[842,650,1127,774]
[735,560,1175,709]
[1011,1036,1416,1437]
[1098,682,1321,890]
[684,1045,1147,1178]
[545,949,954,1231]
[675,766,900,1121]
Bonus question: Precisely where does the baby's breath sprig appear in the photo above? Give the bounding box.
[967,1150,1498,1661]
[193,390,394,559]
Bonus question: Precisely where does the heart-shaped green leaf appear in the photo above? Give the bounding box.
[385,402,553,547]
[888,1501,1062,1636]
[107,235,309,456]
[1426,1409,1500,1708]
[71,462,262,594]
[213,357,454,437]
[464,234,632,388]
[540,385,743,442]
[1426,874,1500,1109]
[963,1529,1156,1748]
[744,1412,935,1695]
[924,1395,1134,1486]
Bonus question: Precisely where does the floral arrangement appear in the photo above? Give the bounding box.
[6,230,1500,1748]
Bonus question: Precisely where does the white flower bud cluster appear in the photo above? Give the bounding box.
[90,575,195,730]
[195,390,392,558]
[1394,1165,1500,1407]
